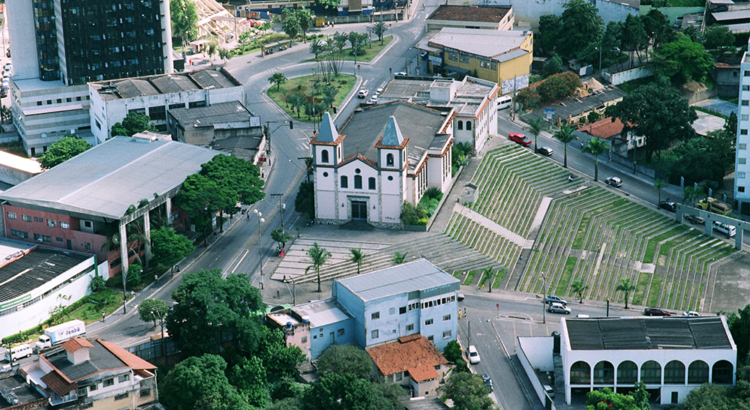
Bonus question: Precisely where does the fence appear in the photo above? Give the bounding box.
[609,151,668,180]
[127,337,180,362]
[601,66,652,86]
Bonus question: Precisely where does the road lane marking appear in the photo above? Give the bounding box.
[230,249,250,275]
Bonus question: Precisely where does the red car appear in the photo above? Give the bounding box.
[508,133,532,147]
[644,307,671,316]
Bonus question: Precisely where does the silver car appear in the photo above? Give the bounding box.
[548,302,571,314]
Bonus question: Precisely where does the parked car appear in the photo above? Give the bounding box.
[684,214,706,225]
[376,87,383,95]
[456,292,465,301]
[368,95,378,104]
[604,177,622,187]
[537,146,553,156]
[508,133,532,147]
[468,345,480,364]
[481,374,493,392]
[659,200,676,213]
[713,221,736,238]
[544,295,567,305]
[644,307,671,316]
[544,385,555,399]
[548,302,571,314]
[497,95,512,110]
[420,52,428,59]
[357,89,369,99]
[683,311,700,317]
[394,71,407,76]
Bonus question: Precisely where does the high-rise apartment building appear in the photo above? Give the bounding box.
[7,0,173,156]
[736,40,750,214]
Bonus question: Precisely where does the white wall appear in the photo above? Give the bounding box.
[602,67,653,86]
[518,337,556,409]
[6,0,39,80]
[735,48,750,205]
[458,0,638,28]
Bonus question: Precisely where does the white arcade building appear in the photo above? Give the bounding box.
[311,102,455,228]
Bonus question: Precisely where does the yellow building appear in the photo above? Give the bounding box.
[417,27,533,95]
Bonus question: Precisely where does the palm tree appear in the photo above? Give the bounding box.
[481,267,494,292]
[349,248,369,274]
[392,251,408,265]
[552,123,578,168]
[372,21,387,45]
[305,242,332,292]
[570,279,589,304]
[654,179,666,206]
[581,138,610,182]
[615,278,636,309]
[525,116,546,153]
[268,72,288,92]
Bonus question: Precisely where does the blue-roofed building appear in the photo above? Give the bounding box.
[268,259,460,358]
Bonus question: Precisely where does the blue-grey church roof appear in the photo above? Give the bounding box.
[317,112,339,143]
[381,116,404,146]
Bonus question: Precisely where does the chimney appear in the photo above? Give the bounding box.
[62,338,94,365]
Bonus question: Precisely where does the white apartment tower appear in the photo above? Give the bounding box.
[736,40,750,214]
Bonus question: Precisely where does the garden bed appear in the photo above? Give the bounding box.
[266,74,356,123]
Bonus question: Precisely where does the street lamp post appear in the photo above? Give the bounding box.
[253,209,266,289]
[541,272,547,324]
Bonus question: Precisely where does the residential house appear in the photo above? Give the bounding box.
[312,102,454,228]
[577,117,643,157]
[367,334,449,397]
[425,5,515,31]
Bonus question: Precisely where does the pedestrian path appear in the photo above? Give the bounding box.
[453,203,526,247]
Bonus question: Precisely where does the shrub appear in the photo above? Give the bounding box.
[127,263,143,287]
[400,201,427,225]
[425,186,443,201]
[89,273,106,293]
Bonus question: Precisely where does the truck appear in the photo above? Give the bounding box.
[34,320,86,352]
[696,197,732,216]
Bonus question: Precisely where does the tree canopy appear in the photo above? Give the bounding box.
[38,136,91,169]
[166,269,265,357]
[111,112,155,137]
[160,354,251,410]
[137,298,169,327]
[702,25,735,50]
[650,33,714,84]
[537,72,581,102]
[440,372,495,410]
[317,345,374,380]
[150,227,195,263]
[558,0,604,60]
[170,0,199,42]
[585,382,650,410]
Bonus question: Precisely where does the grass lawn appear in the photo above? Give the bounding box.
[453,270,462,279]
[646,274,663,307]
[618,76,656,94]
[340,35,394,62]
[631,272,650,306]
[554,257,578,296]
[642,225,688,264]
[267,74,356,122]
[463,270,477,286]
[493,269,506,288]
[656,230,700,266]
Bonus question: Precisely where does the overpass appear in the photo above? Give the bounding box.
[676,204,748,250]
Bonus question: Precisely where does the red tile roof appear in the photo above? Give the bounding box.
[577,117,625,139]
[408,364,441,382]
[41,370,77,397]
[61,337,94,353]
[98,340,157,371]
[366,335,448,377]
[428,5,511,23]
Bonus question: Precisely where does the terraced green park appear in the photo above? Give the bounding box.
[445,144,738,312]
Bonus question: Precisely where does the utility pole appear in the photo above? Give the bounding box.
[468,320,471,347]
[541,272,547,324]
[253,209,266,289]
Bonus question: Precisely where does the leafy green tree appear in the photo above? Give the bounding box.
[606,83,696,161]
[400,201,427,225]
[443,340,463,363]
[682,380,750,410]
[543,54,563,77]
[726,305,749,366]
[137,299,169,327]
[537,15,563,55]
[392,251,408,265]
[166,269,265,357]
[703,25,735,50]
[161,354,251,410]
[525,116,547,153]
[111,112,155,137]
[587,111,601,123]
[372,21,388,45]
[266,397,303,410]
[89,273,106,293]
[559,0,604,60]
[38,136,91,168]
[257,327,306,381]
[217,47,231,62]
[171,0,199,44]
[271,228,293,249]
[570,279,589,303]
[318,345,374,380]
[294,179,315,219]
[602,21,623,66]
[306,242,332,293]
[620,14,647,66]
[537,72,581,102]
[370,382,408,410]
[615,278,636,309]
[314,0,341,9]
[322,85,338,108]
[303,373,374,410]
[228,356,268,408]
[585,383,650,410]
[552,123,578,168]
[653,179,666,206]
[582,137,610,181]
[641,9,672,48]
[269,72,288,91]
[281,9,301,42]
[127,263,143,287]
[296,8,313,42]
[150,227,195,263]
[349,248,369,275]
[651,33,714,83]
[440,372,495,410]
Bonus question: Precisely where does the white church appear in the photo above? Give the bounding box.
[311,101,456,228]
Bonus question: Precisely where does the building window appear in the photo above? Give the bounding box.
[742,129,748,135]
[617,361,638,384]
[664,360,685,384]
[640,360,661,384]
[593,361,614,384]
[341,176,348,188]
[301,336,307,343]
[713,360,734,384]
[34,234,51,243]
[337,328,345,336]
[22,215,31,222]
[323,172,328,177]
[85,242,91,251]
[114,393,128,401]
[37,101,43,106]
[103,378,114,387]
[89,384,98,392]
[34,217,40,222]
[77,387,88,397]
[743,100,749,106]
[388,176,393,181]
[738,172,746,178]
[743,115,749,121]
[60,222,69,229]
[442,330,451,339]
[387,153,394,166]
[395,372,403,381]
[368,177,376,190]
[466,122,472,131]
[406,324,414,331]
[11,230,27,239]
[740,187,746,192]
[6,212,16,220]
[570,361,591,384]
[688,361,709,384]
[371,329,379,339]
[118,374,130,383]
[371,311,380,320]
[443,314,451,321]
[457,120,463,130]
[399,306,407,314]
[354,175,362,189]
[389,307,395,315]
[740,158,747,165]
[47,219,56,227]
[425,319,433,325]
[740,144,747,150]
[427,335,434,342]
[321,150,329,163]
[140,389,151,397]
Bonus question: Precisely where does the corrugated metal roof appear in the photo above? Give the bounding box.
[712,10,749,21]
[493,48,529,63]
[565,317,733,351]
[291,299,352,327]
[336,259,459,302]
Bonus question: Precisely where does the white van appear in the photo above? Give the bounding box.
[543,385,555,398]
[497,95,512,110]
[5,344,32,362]
[712,221,736,237]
